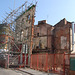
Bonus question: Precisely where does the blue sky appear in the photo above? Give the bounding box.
[0,0,75,25]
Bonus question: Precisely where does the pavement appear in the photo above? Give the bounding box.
[0,68,22,75]
[19,68,59,75]
[0,67,59,75]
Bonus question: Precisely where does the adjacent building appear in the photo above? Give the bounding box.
[0,23,10,52]
[53,18,72,53]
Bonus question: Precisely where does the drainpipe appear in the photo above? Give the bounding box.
[71,22,74,52]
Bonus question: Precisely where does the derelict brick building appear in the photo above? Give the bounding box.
[33,18,73,54]
[33,20,54,53]
[53,18,72,53]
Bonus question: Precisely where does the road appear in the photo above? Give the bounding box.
[0,68,29,75]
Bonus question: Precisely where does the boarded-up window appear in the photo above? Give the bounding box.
[61,36,67,49]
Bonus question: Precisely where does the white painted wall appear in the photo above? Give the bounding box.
[70,23,75,54]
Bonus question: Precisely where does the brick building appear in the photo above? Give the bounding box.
[0,23,10,52]
[33,20,54,53]
[15,8,73,54]
[14,4,36,65]
[15,5,36,54]
[53,18,72,53]
[33,18,72,54]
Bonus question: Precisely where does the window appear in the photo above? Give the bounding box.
[4,32,5,34]
[37,33,39,36]
[21,31,24,41]
[27,14,30,21]
[22,18,24,21]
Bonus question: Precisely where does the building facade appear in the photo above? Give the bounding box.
[53,18,72,53]
[33,20,54,53]
[0,23,10,52]
[15,5,36,54]
[15,12,73,54]
[33,18,73,54]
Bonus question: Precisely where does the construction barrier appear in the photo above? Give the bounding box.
[0,53,28,68]
[30,53,70,75]
[18,54,28,66]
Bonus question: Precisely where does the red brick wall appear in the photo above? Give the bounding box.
[33,22,53,51]
[53,21,71,53]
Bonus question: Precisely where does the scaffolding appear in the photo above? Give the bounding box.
[0,1,36,68]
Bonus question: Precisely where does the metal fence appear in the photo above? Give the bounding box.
[0,53,28,68]
[30,53,70,75]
